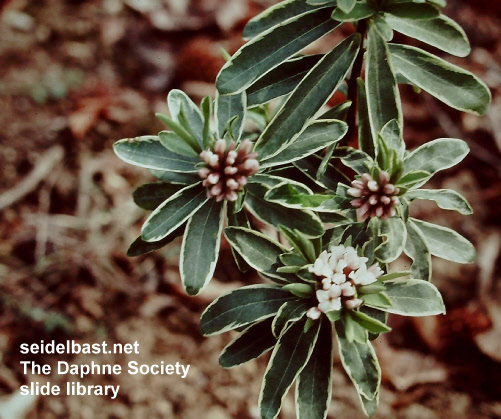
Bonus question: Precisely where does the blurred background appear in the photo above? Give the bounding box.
[0,0,500,418]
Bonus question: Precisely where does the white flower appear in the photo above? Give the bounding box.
[306,307,322,320]
[316,288,342,313]
[348,265,377,286]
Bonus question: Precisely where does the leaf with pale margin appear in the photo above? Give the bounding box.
[335,322,380,400]
[296,320,333,419]
[180,199,224,295]
[254,34,360,160]
[167,89,204,148]
[218,7,339,94]
[366,26,403,145]
[411,218,475,263]
[403,138,468,187]
[215,91,246,141]
[407,189,472,214]
[338,147,374,175]
[149,169,200,185]
[133,183,183,210]
[114,136,199,173]
[141,183,207,242]
[332,2,375,21]
[272,300,312,338]
[243,0,328,40]
[127,225,184,257]
[337,0,356,13]
[380,119,404,159]
[201,285,295,336]
[261,119,347,168]
[404,219,432,281]
[246,183,325,238]
[158,131,199,157]
[259,319,320,419]
[385,3,440,19]
[385,15,470,57]
[389,44,491,115]
[219,318,276,368]
[247,55,323,106]
[224,226,287,278]
[357,78,375,158]
[265,183,340,213]
[374,218,407,263]
[382,278,445,316]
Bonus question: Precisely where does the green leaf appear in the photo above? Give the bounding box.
[332,2,375,21]
[114,136,199,173]
[382,278,446,316]
[180,199,225,295]
[366,26,403,146]
[357,79,375,158]
[247,55,323,106]
[127,226,184,257]
[141,183,207,242]
[296,320,333,419]
[201,285,296,335]
[338,147,374,175]
[350,310,391,334]
[254,34,361,160]
[243,0,328,40]
[411,218,475,263]
[283,283,315,298]
[360,393,379,417]
[337,0,356,14]
[373,14,394,42]
[219,318,276,368]
[261,119,348,168]
[407,189,473,215]
[361,292,392,309]
[404,219,432,281]
[379,119,404,160]
[201,96,212,148]
[227,207,251,272]
[403,138,469,186]
[294,154,350,192]
[167,89,204,148]
[343,312,368,344]
[156,113,201,153]
[259,319,320,419]
[385,15,470,57]
[385,3,440,19]
[265,183,340,213]
[246,183,324,238]
[272,300,312,338]
[133,183,183,210]
[389,44,491,115]
[396,170,430,188]
[149,169,200,185]
[335,322,380,400]
[224,226,287,279]
[278,227,318,263]
[218,8,339,94]
[215,91,246,141]
[158,130,198,158]
[374,218,407,263]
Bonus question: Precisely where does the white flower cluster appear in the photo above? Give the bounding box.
[306,245,383,319]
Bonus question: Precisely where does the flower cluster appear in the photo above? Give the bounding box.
[347,171,400,221]
[199,139,259,202]
[307,245,383,319]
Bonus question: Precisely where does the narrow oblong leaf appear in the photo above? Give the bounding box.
[133,183,183,210]
[254,34,361,160]
[332,2,375,21]
[217,7,339,94]
[219,318,276,368]
[159,131,199,157]
[261,119,348,168]
[259,319,320,419]
[265,183,340,213]
[385,3,440,20]
[338,147,374,175]
[379,119,404,160]
[201,285,295,336]
[180,199,225,295]
[215,91,246,141]
[246,183,325,238]
[337,0,356,13]
[357,78,375,158]
[167,89,204,147]
[127,225,184,257]
[366,26,403,145]
[272,300,312,338]
[403,138,469,186]
[382,278,446,316]
[114,136,199,173]
[404,219,432,281]
[296,320,333,419]
[224,226,287,278]
[406,189,473,215]
[149,169,200,185]
[385,15,470,57]
[411,218,475,263]
[389,44,491,115]
[141,183,207,242]
[374,218,407,263]
[243,0,327,40]
[335,322,380,400]
[350,311,391,334]
[247,55,323,107]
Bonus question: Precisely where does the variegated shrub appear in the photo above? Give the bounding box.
[114,0,491,417]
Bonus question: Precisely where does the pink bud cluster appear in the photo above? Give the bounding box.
[347,171,400,221]
[306,245,383,320]
[198,139,259,202]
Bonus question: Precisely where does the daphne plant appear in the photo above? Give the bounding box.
[200,227,445,418]
[114,0,491,417]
